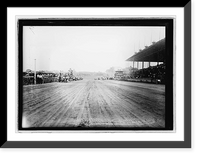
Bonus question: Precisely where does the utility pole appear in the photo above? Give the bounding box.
[34,59,36,85]
[133,44,135,68]
[159,29,161,41]
[139,41,140,50]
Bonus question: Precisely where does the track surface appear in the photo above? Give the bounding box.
[23,80,165,128]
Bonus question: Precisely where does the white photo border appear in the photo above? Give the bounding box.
[4,3,191,148]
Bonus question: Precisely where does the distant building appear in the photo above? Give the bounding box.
[114,70,124,79]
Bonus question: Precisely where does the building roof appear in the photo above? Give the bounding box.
[126,38,165,62]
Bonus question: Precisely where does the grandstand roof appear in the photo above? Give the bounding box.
[126,38,165,62]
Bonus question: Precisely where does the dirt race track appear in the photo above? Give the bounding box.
[23,79,165,128]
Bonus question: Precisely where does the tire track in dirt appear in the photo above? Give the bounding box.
[23,82,85,127]
[105,80,165,93]
[85,81,119,127]
[23,89,64,115]
[24,83,80,118]
[106,83,165,120]
[53,80,93,127]
[74,81,93,127]
[103,80,165,102]
[43,82,88,127]
[100,80,165,116]
[35,84,86,127]
[23,83,79,104]
[23,86,60,105]
[93,81,121,127]
[96,81,149,127]
[97,80,165,127]
[23,83,63,103]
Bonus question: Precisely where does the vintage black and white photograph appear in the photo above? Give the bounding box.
[19,19,173,130]
[3,3,192,149]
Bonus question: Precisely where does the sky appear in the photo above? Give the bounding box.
[23,26,165,72]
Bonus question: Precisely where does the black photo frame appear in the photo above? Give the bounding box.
[2,1,191,148]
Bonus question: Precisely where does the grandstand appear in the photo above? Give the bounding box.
[126,38,165,84]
